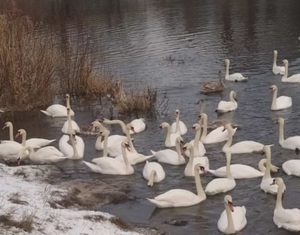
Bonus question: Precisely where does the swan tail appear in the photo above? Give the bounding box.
[270,164,279,173]
[150,150,157,156]
[82,161,102,173]
[144,155,154,161]
[40,110,51,116]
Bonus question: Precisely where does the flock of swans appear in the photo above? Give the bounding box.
[1,50,300,234]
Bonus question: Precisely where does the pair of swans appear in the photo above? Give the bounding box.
[201,71,225,94]
[160,122,181,147]
[41,94,75,117]
[151,136,186,165]
[277,117,300,153]
[170,109,187,135]
[83,140,134,175]
[224,59,247,82]
[272,50,285,75]
[147,163,206,208]
[218,195,247,234]
[216,91,238,113]
[143,161,165,186]
[272,177,300,232]
[222,123,264,154]
[270,85,292,111]
[281,59,300,83]
[199,113,236,144]
[205,152,236,195]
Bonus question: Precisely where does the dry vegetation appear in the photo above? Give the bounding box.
[0,9,160,116]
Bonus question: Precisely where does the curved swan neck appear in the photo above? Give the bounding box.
[201,114,208,139]
[148,170,156,187]
[8,124,14,141]
[194,168,206,199]
[276,181,284,209]
[278,120,285,145]
[263,147,272,179]
[258,159,266,173]
[104,119,127,134]
[121,145,130,168]
[225,152,233,179]
[102,131,109,158]
[229,92,235,102]
[225,202,235,233]
[271,88,278,110]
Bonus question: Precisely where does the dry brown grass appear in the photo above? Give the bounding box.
[0,10,58,111]
[0,209,34,233]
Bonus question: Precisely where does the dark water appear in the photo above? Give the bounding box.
[1,0,300,234]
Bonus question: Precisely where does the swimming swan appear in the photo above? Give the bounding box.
[216,91,238,113]
[277,117,300,154]
[171,109,188,135]
[281,59,300,83]
[185,123,206,157]
[201,71,225,94]
[217,195,247,234]
[272,50,285,75]
[15,129,56,149]
[147,164,206,208]
[41,94,75,117]
[222,124,264,154]
[143,161,166,186]
[59,133,84,159]
[270,85,292,111]
[83,141,134,175]
[224,59,247,82]
[205,152,236,195]
[151,136,186,165]
[129,118,146,134]
[272,177,300,232]
[160,122,181,147]
[282,159,300,177]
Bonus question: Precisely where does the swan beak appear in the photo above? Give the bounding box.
[228,201,234,212]
[2,125,7,130]
[222,127,226,132]
[131,127,136,134]
[200,166,207,174]
[15,132,20,138]
[125,143,131,151]
[159,125,163,129]
[97,117,104,123]
[17,157,21,165]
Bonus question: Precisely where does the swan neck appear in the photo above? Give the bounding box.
[201,115,208,139]
[222,129,233,152]
[273,53,277,67]
[195,169,206,199]
[121,145,130,168]
[71,135,80,159]
[175,140,182,160]
[21,131,27,146]
[225,62,230,77]
[125,127,137,153]
[194,126,202,151]
[258,160,266,173]
[225,202,235,233]
[271,89,278,110]
[263,148,271,179]
[283,62,288,78]
[67,110,73,134]
[276,182,284,209]
[165,125,172,146]
[278,121,285,145]
[102,132,108,157]
[175,115,180,133]
[225,152,233,179]
[9,125,14,141]
[148,170,156,186]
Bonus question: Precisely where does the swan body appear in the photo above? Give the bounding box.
[18,146,67,164]
[0,141,25,161]
[205,152,236,195]
[147,164,206,208]
[224,59,247,82]
[216,91,238,113]
[129,118,146,134]
[201,71,225,94]
[222,124,264,154]
[115,151,154,165]
[218,195,247,234]
[200,113,237,144]
[151,137,185,165]
[282,59,300,83]
[41,94,74,117]
[61,108,80,134]
[160,122,181,147]
[143,161,165,186]
[278,118,300,153]
[270,85,292,111]
[185,123,206,157]
[59,134,84,159]
[260,145,285,195]
[272,50,285,75]
[84,141,134,175]
[282,160,300,176]
[272,177,300,232]
[15,129,56,149]
[170,109,187,135]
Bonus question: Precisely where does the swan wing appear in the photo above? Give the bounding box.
[274,208,300,231]
[229,141,263,154]
[152,149,185,165]
[209,164,263,179]
[218,206,247,233]
[281,136,300,150]
[205,178,236,195]
[26,138,56,149]
[282,160,300,176]
[276,96,292,110]
[130,118,146,133]
[204,127,236,144]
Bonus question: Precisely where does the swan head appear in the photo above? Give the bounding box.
[65,94,70,99]
[121,141,131,151]
[192,123,200,131]
[159,122,170,129]
[269,85,278,92]
[198,112,207,121]
[15,129,26,138]
[182,142,193,151]
[273,50,278,56]
[224,195,234,212]
[194,163,206,174]
[126,123,135,134]
[224,59,230,65]
[222,123,233,132]
[271,177,284,187]
[282,59,288,65]
[175,109,180,117]
[175,136,184,144]
[3,121,12,130]
[230,91,237,101]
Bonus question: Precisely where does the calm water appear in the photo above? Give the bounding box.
[1,0,300,234]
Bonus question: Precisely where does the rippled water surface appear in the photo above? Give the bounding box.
[1,0,300,234]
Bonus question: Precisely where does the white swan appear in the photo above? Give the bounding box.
[224,59,247,82]
[160,122,181,147]
[277,117,300,153]
[151,136,186,165]
[216,91,238,113]
[260,145,285,195]
[170,109,188,135]
[281,59,300,83]
[61,108,80,134]
[200,113,237,144]
[2,121,14,141]
[205,152,236,195]
[59,133,84,159]
[18,146,67,164]
[83,141,134,175]
[185,123,206,157]
[40,94,75,117]
[143,161,166,186]
[222,124,264,154]
[115,146,154,165]
[272,177,300,232]
[208,158,278,179]
[129,118,146,134]
[272,50,285,75]
[15,129,56,149]
[147,164,206,208]
[218,195,247,234]
[282,160,300,177]
[270,85,292,111]
[184,143,209,177]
